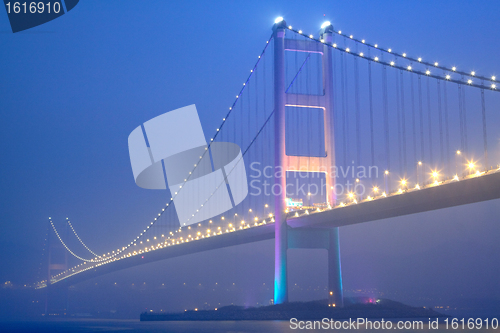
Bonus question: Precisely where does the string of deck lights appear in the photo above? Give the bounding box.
[43,153,500,287]
[40,161,500,285]
[284,20,497,91]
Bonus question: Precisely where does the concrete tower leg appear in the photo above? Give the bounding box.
[328,227,343,307]
[273,18,288,305]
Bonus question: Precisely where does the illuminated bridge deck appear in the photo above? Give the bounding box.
[46,169,500,288]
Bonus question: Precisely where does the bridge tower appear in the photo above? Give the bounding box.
[273,19,343,307]
[45,219,69,315]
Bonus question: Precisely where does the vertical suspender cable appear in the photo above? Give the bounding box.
[426,76,434,167]
[443,80,450,173]
[418,76,424,165]
[333,49,338,171]
[343,37,350,172]
[296,35,303,170]
[458,83,464,153]
[400,70,407,176]
[480,86,488,168]
[340,53,347,171]
[263,50,268,180]
[410,75,417,179]
[382,65,390,172]
[461,78,468,155]
[437,80,444,169]
[306,50,311,167]
[395,69,402,175]
[354,54,361,170]
[256,53,263,187]
[247,66,252,215]
[368,56,375,167]
[318,50,323,158]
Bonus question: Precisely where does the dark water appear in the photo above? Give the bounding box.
[2,320,289,333]
[0,319,498,333]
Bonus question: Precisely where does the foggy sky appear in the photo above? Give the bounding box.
[0,0,499,314]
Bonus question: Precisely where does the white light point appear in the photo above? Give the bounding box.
[321,21,331,29]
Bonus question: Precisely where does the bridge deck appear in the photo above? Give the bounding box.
[49,170,500,288]
[289,170,500,228]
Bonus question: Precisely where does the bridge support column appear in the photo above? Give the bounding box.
[272,19,341,305]
[288,227,343,307]
[45,219,69,315]
[328,227,343,307]
[273,18,288,305]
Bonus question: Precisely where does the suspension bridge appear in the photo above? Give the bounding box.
[37,18,500,310]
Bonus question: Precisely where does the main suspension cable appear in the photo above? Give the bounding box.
[67,220,99,257]
[49,219,93,262]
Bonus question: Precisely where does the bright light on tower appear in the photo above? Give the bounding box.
[468,161,476,169]
[274,17,284,24]
[321,21,331,29]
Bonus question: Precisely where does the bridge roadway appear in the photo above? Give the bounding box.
[51,170,500,288]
